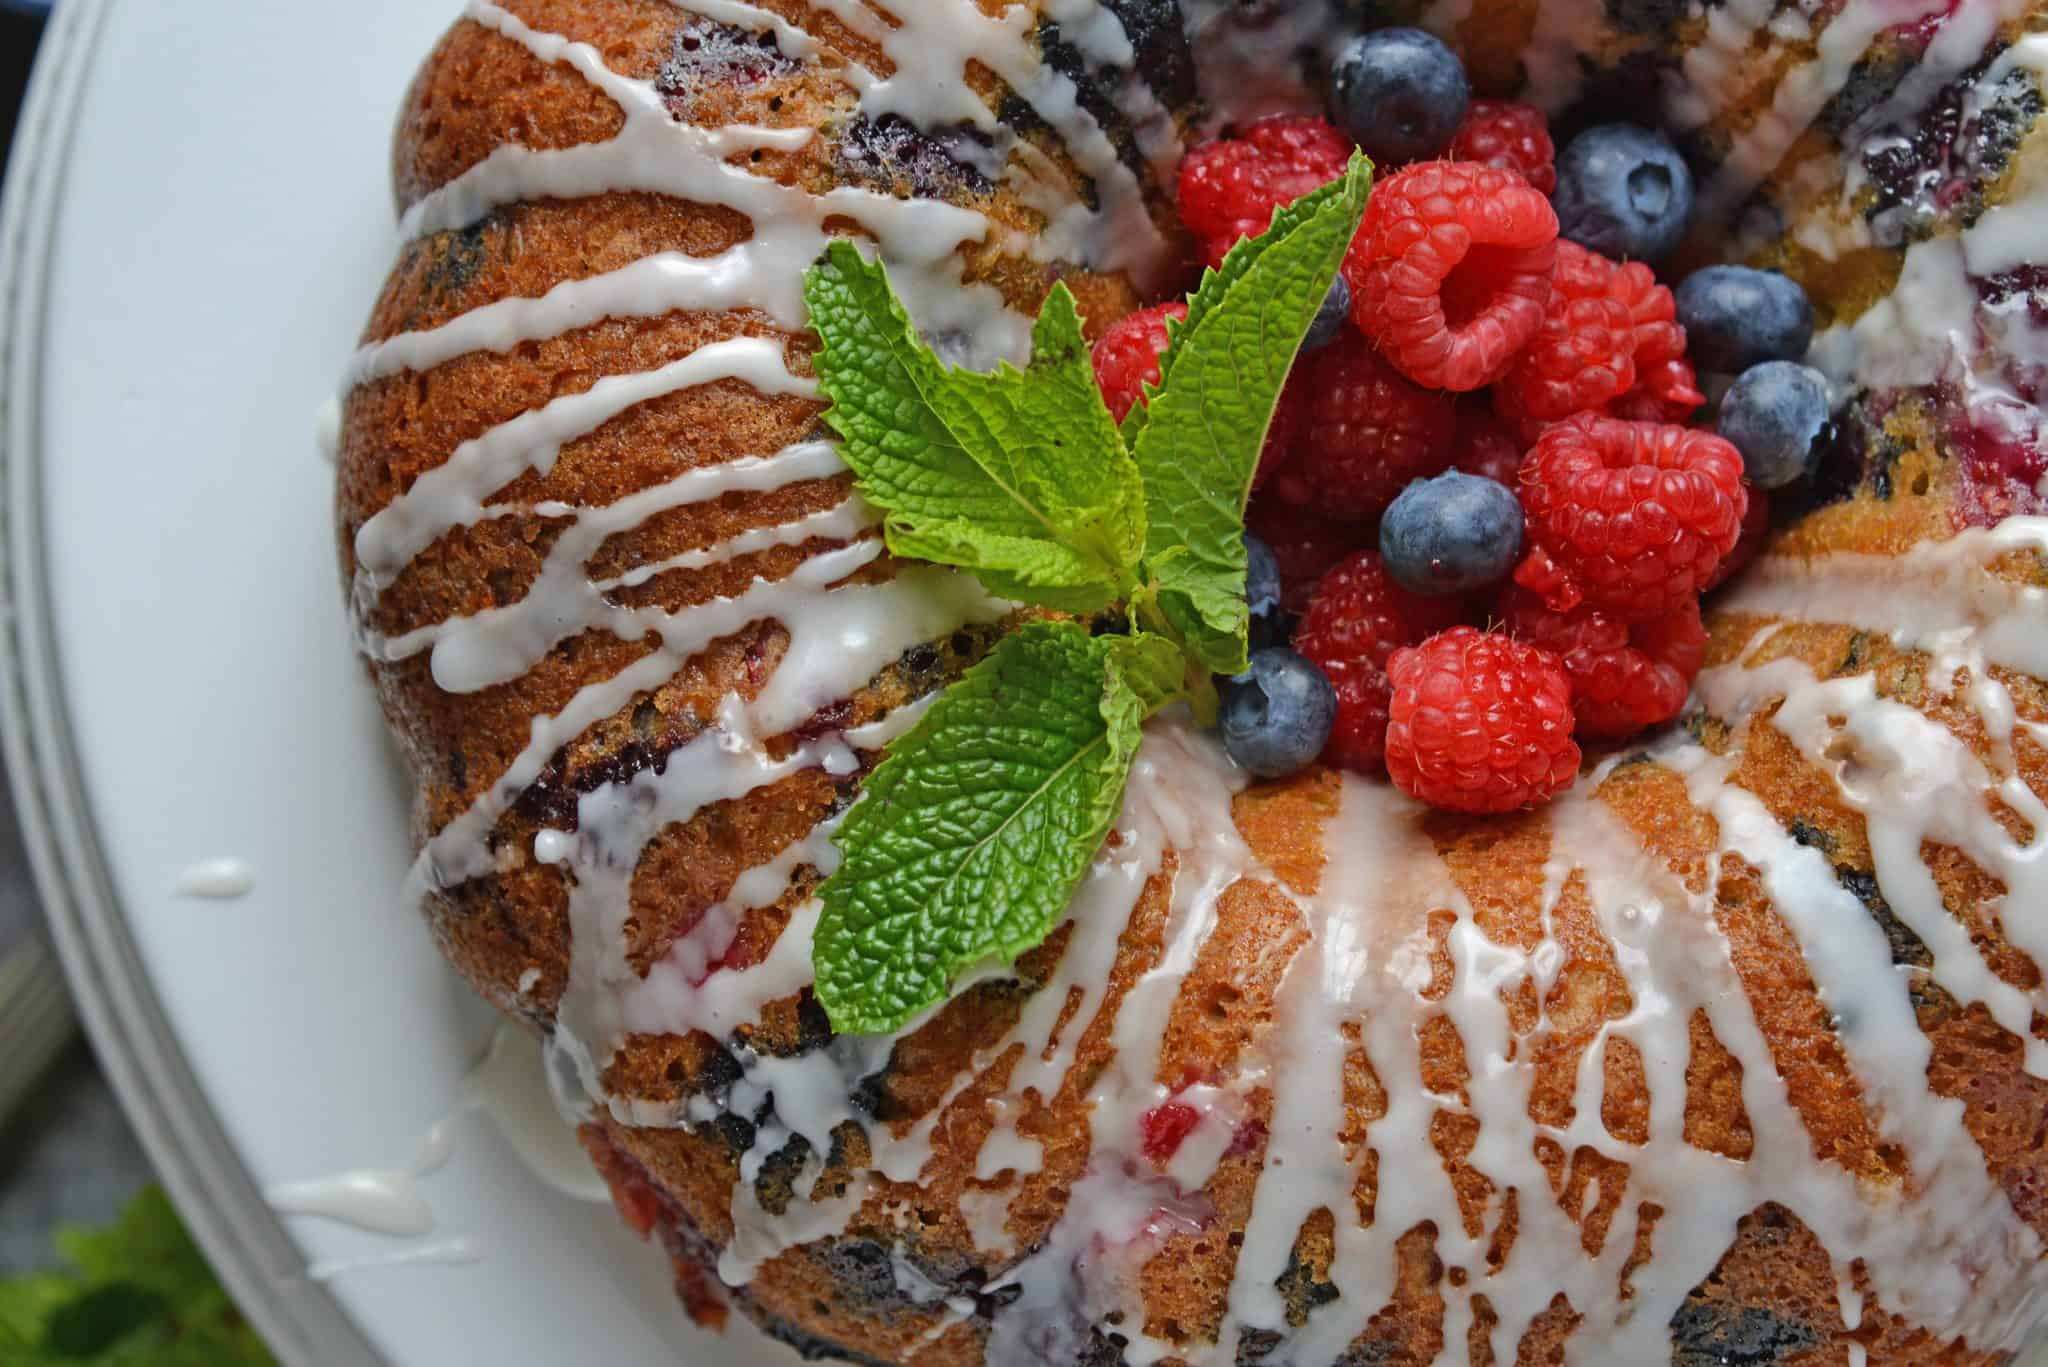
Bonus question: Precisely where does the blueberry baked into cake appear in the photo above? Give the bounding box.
[336,0,2048,1360]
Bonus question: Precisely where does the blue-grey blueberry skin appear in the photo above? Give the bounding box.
[1328,28,1470,166]
[1673,265,1817,373]
[1717,361,1833,489]
[1552,124,1695,264]
[1244,533,1290,651]
[1380,471,1525,596]
[1301,275,1352,354]
[1221,648,1337,779]
[1244,533,1282,618]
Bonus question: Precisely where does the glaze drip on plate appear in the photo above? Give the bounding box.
[335,0,2048,1360]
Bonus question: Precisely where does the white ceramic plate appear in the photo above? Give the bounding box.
[0,3,779,1361]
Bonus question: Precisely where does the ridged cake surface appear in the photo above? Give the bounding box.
[336,0,2048,1360]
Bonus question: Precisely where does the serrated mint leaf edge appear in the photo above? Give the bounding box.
[813,622,1151,1036]
[1131,153,1374,675]
[804,244,1141,610]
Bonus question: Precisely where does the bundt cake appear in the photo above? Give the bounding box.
[335,0,2048,1360]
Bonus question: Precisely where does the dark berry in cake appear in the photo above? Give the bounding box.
[1552,124,1694,264]
[1328,28,1470,166]
[1380,472,1524,596]
[1244,532,1287,648]
[1673,266,1815,373]
[1719,361,1832,489]
[1221,648,1338,778]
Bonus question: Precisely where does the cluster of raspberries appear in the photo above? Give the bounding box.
[1093,109,1764,814]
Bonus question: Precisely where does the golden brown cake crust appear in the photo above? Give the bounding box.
[339,2,2048,1362]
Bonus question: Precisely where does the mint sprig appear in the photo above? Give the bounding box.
[806,245,1145,611]
[805,152,1372,1034]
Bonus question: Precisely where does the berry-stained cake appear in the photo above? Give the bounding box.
[336,0,2048,1361]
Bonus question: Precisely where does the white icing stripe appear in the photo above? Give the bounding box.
[345,0,2048,1354]
[348,246,817,384]
[1719,518,2048,678]
[352,335,814,595]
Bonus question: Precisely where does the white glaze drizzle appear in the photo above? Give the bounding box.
[341,0,2048,1355]
[173,857,255,899]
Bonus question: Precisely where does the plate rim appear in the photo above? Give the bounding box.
[0,5,383,1362]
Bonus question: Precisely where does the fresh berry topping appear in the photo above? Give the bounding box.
[1718,361,1833,489]
[1328,28,1471,166]
[1220,647,1339,779]
[1385,627,1581,812]
[1244,532,1282,620]
[1302,275,1353,354]
[1294,550,1465,773]
[1345,161,1558,392]
[1092,302,1186,423]
[1246,498,1372,612]
[1140,1100,1201,1163]
[1286,335,1458,518]
[1552,124,1695,264]
[1501,588,1705,739]
[1380,471,1524,596]
[1178,114,1351,268]
[1494,241,1638,436]
[1094,300,1298,488]
[1451,404,1526,485]
[1259,369,1312,489]
[1513,414,1748,621]
[1704,483,1770,591]
[1449,99,1557,195]
[1606,259,1705,423]
[1244,531,1288,648]
[1672,266,1816,374]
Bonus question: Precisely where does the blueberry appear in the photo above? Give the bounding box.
[1302,275,1351,354]
[1244,533,1291,650]
[1379,471,1523,596]
[1244,532,1282,617]
[1328,28,1470,167]
[1552,124,1694,264]
[1673,265,1816,373]
[1717,361,1832,489]
[1221,648,1336,779]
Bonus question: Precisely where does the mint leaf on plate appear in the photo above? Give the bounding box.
[1129,154,1373,675]
[804,242,1144,612]
[814,622,1180,1034]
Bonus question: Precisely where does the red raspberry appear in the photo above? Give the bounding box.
[1092,302,1185,423]
[1514,415,1748,622]
[1345,161,1558,392]
[1246,497,1372,611]
[1501,588,1705,740]
[1704,484,1770,591]
[1294,551,1465,773]
[1385,627,1581,812]
[1178,115,1351,268]
[1258,369,1311,490]
[1448,100,1557,196]
[1494,241,1638,438]
[1451,403,1526,486]
[1140,1100,1202,1163]
[1280,335,1457,519]
[1094,300,1299,488]
[1605,261,1705,424]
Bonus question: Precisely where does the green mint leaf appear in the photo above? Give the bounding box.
[1102,630,1187,747]
[815,622,1166,1034]
[804,242,1144,611]
[1128,154,1373,674]
[0,1188,276,1366]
